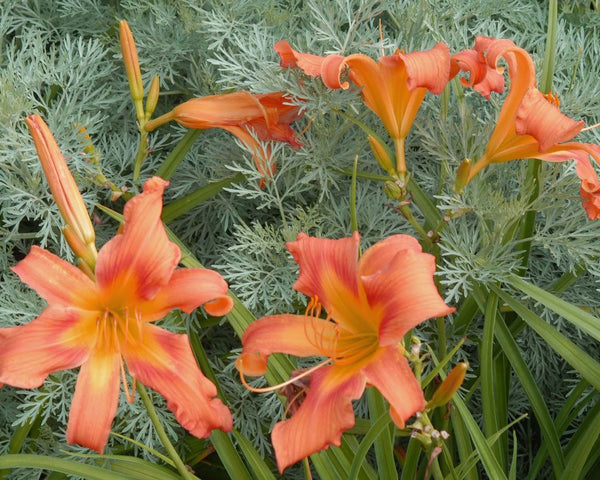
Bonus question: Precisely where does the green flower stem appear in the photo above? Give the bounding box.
[133,127,149,182]
[136,383,198,480]
[517,0,557,273]
[398,203,433,251]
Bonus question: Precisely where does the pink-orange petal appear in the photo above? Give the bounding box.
[515,88,584,152]
[358,234,422,278]
[450,49,505,99]
[362,345,425,428]
[138,268,232,322]
[361,248,454,345]
[400,42,451,95]
[287,232,361,307]
[66,350,120,453]
[239,314,338,376]
[272,366,365,473]
[0,308,92,388]
[11,246,97,308]
[95,177,180,301]
[124,324,233,438]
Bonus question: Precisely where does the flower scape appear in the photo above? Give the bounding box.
[0,3,599,480]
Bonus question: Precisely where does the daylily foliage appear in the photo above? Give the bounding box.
[236,232,454,472]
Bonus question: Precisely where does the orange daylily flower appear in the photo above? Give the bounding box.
[0,177,234,453]
[455,37,600,220]
[275,40,451,174]
[145,90,303,187]
[236,232,454,472]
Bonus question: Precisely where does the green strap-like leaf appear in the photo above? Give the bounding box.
[505,274,600,343]
[493,312,565,475]
[493,286,600,391]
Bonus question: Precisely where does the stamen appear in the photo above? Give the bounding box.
[582,122,600,132]
[120,355,136,403]
[298,117,313,138]
[543,91,560,109]
[112,315,121,354]
[303,296,338,356]
[102,309,110,352]
[238,358,331,394]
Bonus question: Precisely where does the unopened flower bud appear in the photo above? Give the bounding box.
[383,180,404,200]
[368,135,395,174]
[26,115,97,270]
[426,362,468,410]
[145,75,160,121]
[119,20,145,124]
[454,158,472,193]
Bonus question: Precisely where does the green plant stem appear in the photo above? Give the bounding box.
[133,128,149,181]
[398,203,433,251]
[136,383,198,480]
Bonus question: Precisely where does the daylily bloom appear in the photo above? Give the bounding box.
[274,41,451,174]
[26,114,98,272]
[0,177,234,453]
[236,232,454,472]
[145,90,303,187]
[454,36,600,220]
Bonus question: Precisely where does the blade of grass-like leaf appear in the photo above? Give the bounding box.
[493,286,600,391]
[161,174,244,223]
[232,430,277,480]
[422,337,466,388]
[445,414,527,480]
[481,292,504,466]
[505,274,600,343]
[0,455,134,480]
[449,407,478,480]
[560,400,600,480]
[155,130,201,180]
[528,380,591,479]
[509,431,518,480]
[431,353,508,480]
[342,435,378,480]
[348,409,393,480]
[493,313,565,475]
[401,437,422,480]
[101,456,182,480]
[366,389,398,480]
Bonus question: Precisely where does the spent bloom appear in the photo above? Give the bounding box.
[236,232,454,472]
[145,90,303,187]
[0,176,234,453]
[275,40,451,175]
[454,36,600,220]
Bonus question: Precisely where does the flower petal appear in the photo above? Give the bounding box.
[287,232,360,309]
[0,307,93,388]
[66,350,120,453]
[138,268,232,322]
[237,314,337,376]
[400,42,451,95]
[515,88,584,152]
[124,324,232,438]
[358,234,422,277]
[274,40,347,89]
[272,366,365,473]
[361,247,454,345]
[362,345,425,428]
[95,177,180,301]
[287,232,372,333]
[450,49,505,99]
[11,246,97,308]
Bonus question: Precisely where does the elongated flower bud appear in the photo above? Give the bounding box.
[426,362,468,409]
[368,135,395,175]
[454,158,472,193]
[119,20,145,124]
[25,115,97,270]
[145,75,160,121]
